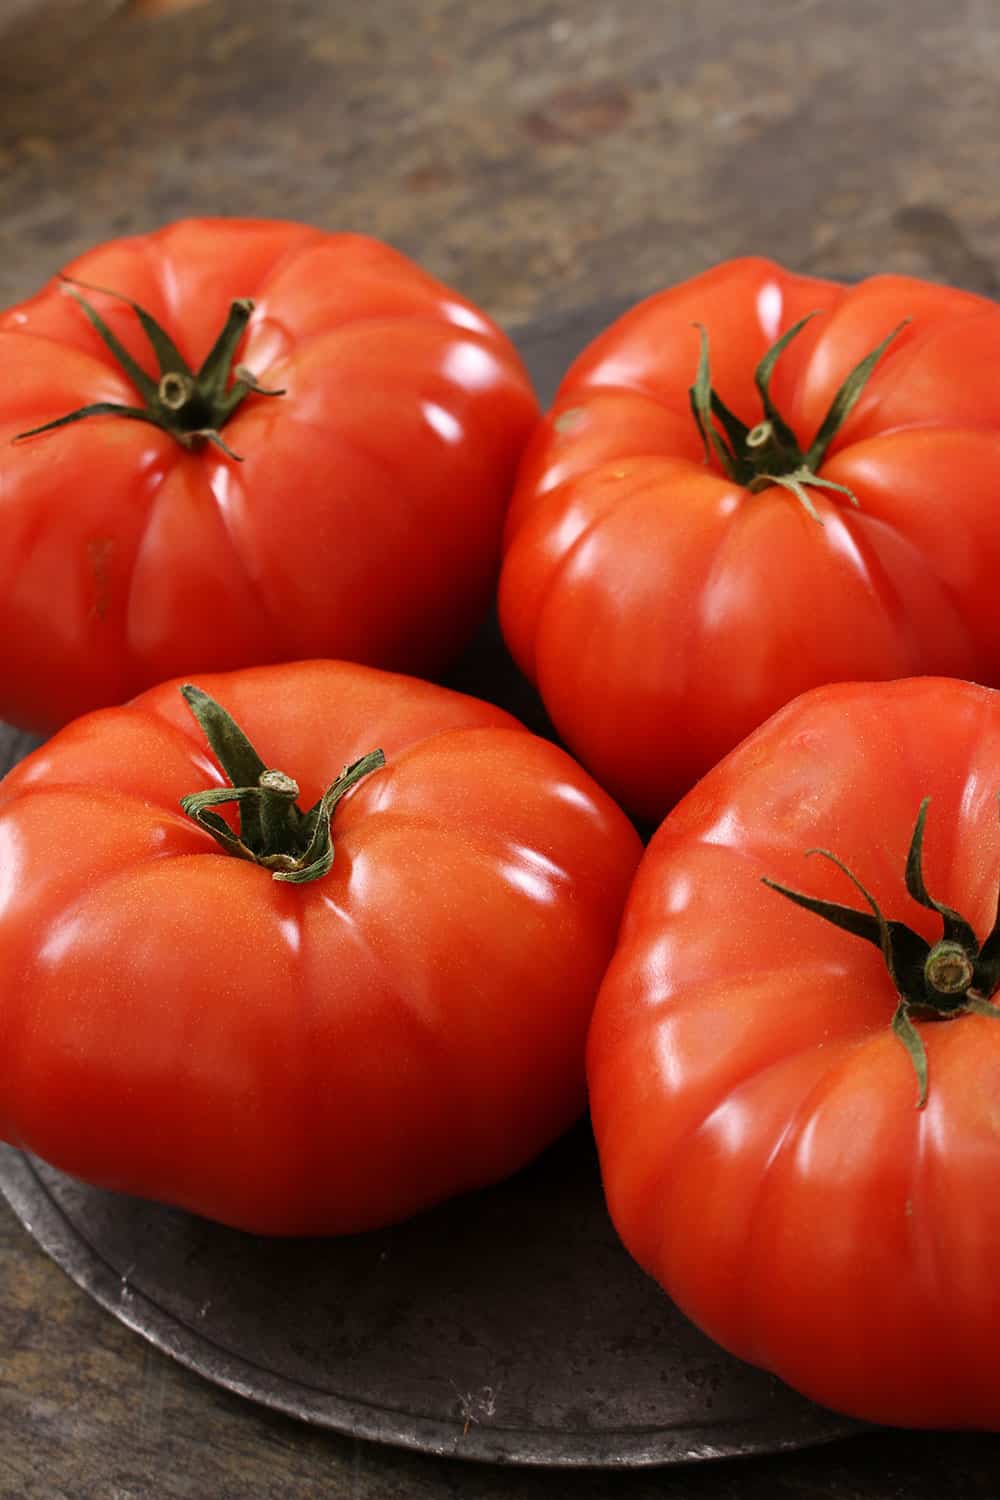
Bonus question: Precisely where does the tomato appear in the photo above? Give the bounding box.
[1,218,539,734]
[0,660,641,1235]
[588,676,1000,1426]
[499,256,1000,823]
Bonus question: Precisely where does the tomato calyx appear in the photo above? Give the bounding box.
[14,277,285,461]
[688,314,906,523]
[178,685,384,884]
[763,797,1000,1107]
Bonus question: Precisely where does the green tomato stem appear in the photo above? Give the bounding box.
[13,280,285,460]
[178,685,384,885]
[763,796,1000,1107]
[688,313,907,520]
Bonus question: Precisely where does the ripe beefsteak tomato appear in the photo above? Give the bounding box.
[588,676,1000,1426]
[499,257,1000,822]
[1,218,539,733]
[0,661,641,1235]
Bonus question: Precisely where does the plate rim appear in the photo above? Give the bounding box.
[0,1144,861,1469]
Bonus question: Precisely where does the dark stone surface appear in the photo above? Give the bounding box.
[3,0,1000,327]
[4,1,1000,1495]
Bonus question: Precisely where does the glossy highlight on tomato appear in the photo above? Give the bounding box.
[588,677,1000,1426]
[0,660,642,1235]
[0,218,539,733]
[499,257,1000,822]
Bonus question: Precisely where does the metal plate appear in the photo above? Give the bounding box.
[0,309,859,1466]
[0,1132,857,1467]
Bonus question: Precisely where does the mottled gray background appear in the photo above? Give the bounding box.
[4,0,1000,325]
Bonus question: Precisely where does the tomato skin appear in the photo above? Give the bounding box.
[0,219,539,734]
[0,660,641,1235]
[499,256,1000,822]
[587,677,1000,1427]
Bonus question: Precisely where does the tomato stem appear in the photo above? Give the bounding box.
[688,315,907,522]
[12,279,285,460]
[762,796,1000,1107]
[178,685,385,884]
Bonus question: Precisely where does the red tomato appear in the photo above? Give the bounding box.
[499,257,1000,822]
[1,219,539,734]
[0,660,641,1235]
[588,677,1000,1426]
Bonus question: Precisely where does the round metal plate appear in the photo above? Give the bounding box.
[0,306,859,1466]
[0,1130,857,1466]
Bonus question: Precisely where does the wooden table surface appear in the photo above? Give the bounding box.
[4,2,1000,1495]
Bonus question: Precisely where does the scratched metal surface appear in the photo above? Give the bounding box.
[0,1131,858,1467]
